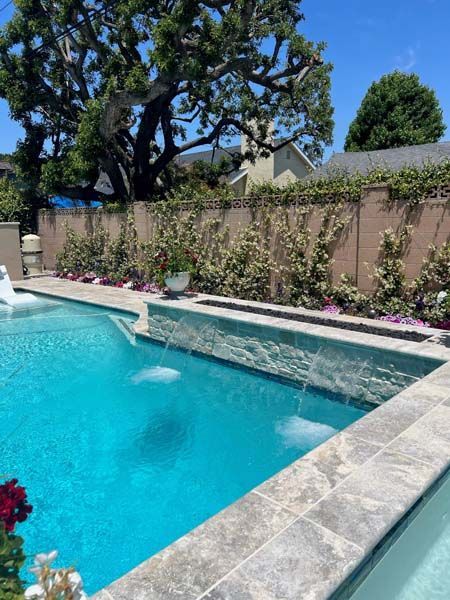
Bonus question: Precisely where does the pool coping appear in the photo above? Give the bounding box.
[12,279,450,600]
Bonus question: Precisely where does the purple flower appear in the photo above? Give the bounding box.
[378,314,430,327]
[322,304,340,314]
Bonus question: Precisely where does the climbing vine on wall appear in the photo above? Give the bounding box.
[55,199,450,327]
[247,160,450,206]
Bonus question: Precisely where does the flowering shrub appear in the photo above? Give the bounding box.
[373,226,411,309]
[0,478,31,599]
[0,479,32,533]
[53,271,161,294]
[154,245,198,286]
[378,314,430,327]
[54,200,450,329]
[55,214,139,280]
[0,478,86,599]
[25,551,87,600]
[322,304,340,314]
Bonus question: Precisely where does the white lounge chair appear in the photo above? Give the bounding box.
[0,265,40,309]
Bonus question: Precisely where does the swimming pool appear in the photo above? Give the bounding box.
[351,470,450,599]
[0,297,368,594]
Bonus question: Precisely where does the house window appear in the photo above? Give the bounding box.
[286,150,291,159]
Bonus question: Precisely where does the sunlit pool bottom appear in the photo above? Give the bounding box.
[0,297,367,594]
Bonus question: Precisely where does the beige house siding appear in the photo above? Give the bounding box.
[235,141,313,194]
[273,145,311,183]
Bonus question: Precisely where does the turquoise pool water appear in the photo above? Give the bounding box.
[351,473,450,600]
[0,297,367,593]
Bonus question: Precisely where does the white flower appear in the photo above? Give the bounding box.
[24,584,45,599]
[93,277,101,285]
[437,290,448,304]
[123,281,133,289]
[29,550,58,575]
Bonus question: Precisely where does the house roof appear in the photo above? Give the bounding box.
[178,139,316,180]
[0,161,14,172]
[177,144,241,167]
[310,142,450,178]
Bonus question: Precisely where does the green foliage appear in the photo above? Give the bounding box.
[0,0,333,202]
[373,227,411,310]
[55,201,450,326]
[0,177,32,231]
[41,99,105,194]
[198,220,274,302]
[56,214,139,280]
[106,215,139,280]
[0,526,26,600]
[331,274,368,308]
[345,71,446,151]
[249,160,450,206]
[56,222,109,274]
[414,242,450,291]
[274,203,349,307]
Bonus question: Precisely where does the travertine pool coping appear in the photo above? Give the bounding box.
[12,279,450,599]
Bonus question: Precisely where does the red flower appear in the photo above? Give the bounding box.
[0,479,32,532]
[324,296,332,305]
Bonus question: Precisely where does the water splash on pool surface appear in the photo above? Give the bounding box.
[131,366,181,384]
[276,415,337,450]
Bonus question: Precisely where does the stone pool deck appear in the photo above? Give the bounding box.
[13,278,450,600]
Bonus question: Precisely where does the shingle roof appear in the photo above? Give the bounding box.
[177,145,241,166]
[0,161,14,172]
[310,142,450,178]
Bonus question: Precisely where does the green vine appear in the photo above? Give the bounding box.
[247,160,450,206]
[373,226,412,311]
[274,202,349,307]
[55,201,450,326]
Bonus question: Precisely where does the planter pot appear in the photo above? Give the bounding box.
[164,271,191,293]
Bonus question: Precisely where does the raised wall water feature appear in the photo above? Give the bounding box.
[145,302,440,407]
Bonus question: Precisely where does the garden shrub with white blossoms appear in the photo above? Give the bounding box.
[0,476,86,600]
[25,551,86,600]
[54,205,450,330]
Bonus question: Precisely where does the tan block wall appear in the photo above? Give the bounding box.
[37,185,450,294]
[0,222,23,280]
[357,185,450,292]
[38,209,128,270]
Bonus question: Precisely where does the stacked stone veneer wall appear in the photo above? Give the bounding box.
[37,184,450,292]
[146,304,439,406]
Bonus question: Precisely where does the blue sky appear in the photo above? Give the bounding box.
[0,0,448,160]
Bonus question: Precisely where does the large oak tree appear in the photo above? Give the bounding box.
[0,0,333,202]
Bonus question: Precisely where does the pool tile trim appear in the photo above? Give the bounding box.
[13,279,450,600]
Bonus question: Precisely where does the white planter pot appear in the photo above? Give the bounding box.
[164,271,191,293]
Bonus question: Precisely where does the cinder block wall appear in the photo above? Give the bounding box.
[37,184,450,293]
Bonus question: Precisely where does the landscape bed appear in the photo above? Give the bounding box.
[9,279,450,599]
